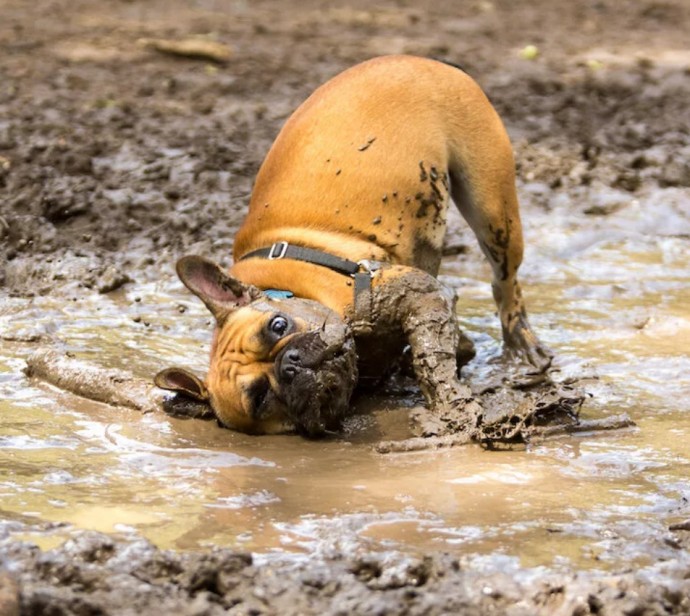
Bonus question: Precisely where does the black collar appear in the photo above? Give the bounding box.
[239,241,380,315]
[240,241,361,277]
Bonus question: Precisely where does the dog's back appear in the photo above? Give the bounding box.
[233,55,513,276]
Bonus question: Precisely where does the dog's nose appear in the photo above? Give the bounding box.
[280,349,301,382]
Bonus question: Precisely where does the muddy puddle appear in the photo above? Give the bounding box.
[1,185,688,578]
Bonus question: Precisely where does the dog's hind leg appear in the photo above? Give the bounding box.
[448,137,552,371]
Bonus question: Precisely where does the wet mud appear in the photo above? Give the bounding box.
[2,0,690,614]
[1,527,690,616]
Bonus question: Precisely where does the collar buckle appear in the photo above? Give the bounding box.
[268,241,289,260]
[356,259,380,278]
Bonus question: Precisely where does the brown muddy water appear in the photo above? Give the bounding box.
[1,186,689,577]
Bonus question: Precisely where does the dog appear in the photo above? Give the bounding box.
[155,55,552,437]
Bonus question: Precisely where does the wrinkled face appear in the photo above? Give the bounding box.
[208,298,357,436]
[154,256,358,437]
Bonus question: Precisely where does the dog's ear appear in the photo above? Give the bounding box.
[154,367,209,401]
[176,255,263,322]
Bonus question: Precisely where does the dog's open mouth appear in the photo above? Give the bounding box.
[276,330,358,438]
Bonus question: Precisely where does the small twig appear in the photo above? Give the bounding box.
[376,433,472,453]
[534,413,635,437]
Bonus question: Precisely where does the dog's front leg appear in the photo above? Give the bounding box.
[376,270,482,436]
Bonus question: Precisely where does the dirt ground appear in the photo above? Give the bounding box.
[2,0,689,296]
[1,0,690,614]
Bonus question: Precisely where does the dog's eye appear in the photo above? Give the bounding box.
[269,315,289,337]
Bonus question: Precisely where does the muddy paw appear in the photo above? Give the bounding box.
[409,406,449,437]
[504,341,553,374]
[502,313,554,373]
[409,399,482,438]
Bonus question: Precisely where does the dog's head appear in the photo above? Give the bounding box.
[155,256,358,437]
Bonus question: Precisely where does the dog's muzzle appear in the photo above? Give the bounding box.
[276,327,358,437]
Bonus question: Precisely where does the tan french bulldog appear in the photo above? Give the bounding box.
[155,55,552,437]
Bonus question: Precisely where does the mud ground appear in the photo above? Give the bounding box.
[1,526,689,616]
[1,0,690,613]
[2,0,689,296]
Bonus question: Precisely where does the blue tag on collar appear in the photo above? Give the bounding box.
[264,289,294,300]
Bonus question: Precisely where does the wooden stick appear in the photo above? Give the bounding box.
[376,433,473,454]
[25,349,165,413]
[376,413,635,454]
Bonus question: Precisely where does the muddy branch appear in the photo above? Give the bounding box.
[376,412,636,454]
[377,382,635,454]
[25,349,165,413]
[25,349,215,419]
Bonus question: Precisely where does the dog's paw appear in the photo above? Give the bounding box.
[503,344,554,375]
[501,311,554,373]
[409,398,482,439]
